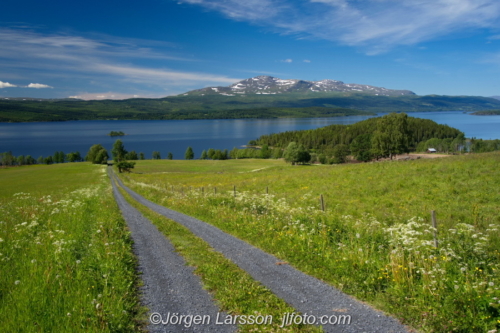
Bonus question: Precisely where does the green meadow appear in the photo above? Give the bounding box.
[0,163,143,332]
[119,154,500,332]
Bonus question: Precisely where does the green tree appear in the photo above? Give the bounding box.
[167,152,173,160]
[185,147,194,160]
[371,113,410,159]
[125,150,138,160]
[53,151,65,163]
[332,144,349,164]
[207,148,215,159]
[26,155,35,165]
[283,142,310,165]
[212,150,220,160]
[17,155,25,166]
[230,147,239,159]
[152,151,161,159]
[67,151,82,162]
[44,156,54,165]
[350,134,372,162]
[139,152,145,160]
[112,139,127,162]
[260,144,272,159]
[86,144,109,164]
[116,161,135,173]
[0,151,15,166]
[201,150,208,159]
[95,150,109,164]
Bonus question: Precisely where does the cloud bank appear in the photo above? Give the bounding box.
[27,83,53,89]
[0,28,241,98]
[179,0,500,52]
[0,81,17,88]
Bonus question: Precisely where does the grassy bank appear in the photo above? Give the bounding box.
[0,163,144,332]
[119,155,500,332]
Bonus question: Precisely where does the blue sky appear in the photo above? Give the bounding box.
[1,0,500,99]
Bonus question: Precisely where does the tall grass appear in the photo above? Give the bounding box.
[120,154,500,332]
[0,164,143,332]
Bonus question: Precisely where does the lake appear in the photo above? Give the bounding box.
[0,111,498,159]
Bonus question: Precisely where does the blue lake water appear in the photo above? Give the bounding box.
[0,111,498,159]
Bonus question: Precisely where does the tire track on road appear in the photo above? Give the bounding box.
[110,170,236,333]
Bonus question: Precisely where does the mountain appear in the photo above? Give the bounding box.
[2,76,500,122]
[182,75,416,97]
[490,96,500,100]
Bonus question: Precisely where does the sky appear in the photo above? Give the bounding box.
[1,0,500,100]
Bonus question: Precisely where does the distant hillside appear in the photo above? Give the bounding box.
[1,76,500,122]
[471,109,500,115]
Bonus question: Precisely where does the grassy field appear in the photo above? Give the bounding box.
[119,155,500,332]
[0,163,143,332]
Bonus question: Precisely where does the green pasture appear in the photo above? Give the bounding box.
[0,163,143,332]
[120,154,500,332]
[131,158,284,174]
[0,162,103,198]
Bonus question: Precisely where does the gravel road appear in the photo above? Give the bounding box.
[110,171,236,333]
[112,170,412,333]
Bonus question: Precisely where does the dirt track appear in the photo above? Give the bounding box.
[110,168,412,333]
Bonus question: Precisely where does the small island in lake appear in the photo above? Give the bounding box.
[471,110,500,115]
[108,131,126,136]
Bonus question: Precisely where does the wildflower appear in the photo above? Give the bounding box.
[14,280,20,285]
[31,259,36,264]
[76,260,81,264]
[489,282,495,287]
[0,238,3,242]
[67,313,71,317]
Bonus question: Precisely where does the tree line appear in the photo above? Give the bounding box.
[254,113,470,163]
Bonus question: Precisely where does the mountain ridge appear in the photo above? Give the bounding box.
[182,75,416,97]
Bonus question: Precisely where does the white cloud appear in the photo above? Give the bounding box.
[303,59,311,63]
[280,59,293,63]
[178,0,500,52]
[0,28,241,96]
[93,63,240,85]
[68,92,153,100]
[27,83,53,89]
[0,81,17,88]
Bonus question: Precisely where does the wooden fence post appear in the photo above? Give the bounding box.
[214,187,217,195]
[431,210,438,248]
[233,185,236,198]
[320,194,325,211]
[266,186,268,194]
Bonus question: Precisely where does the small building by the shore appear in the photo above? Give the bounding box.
[427,148,437,153]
